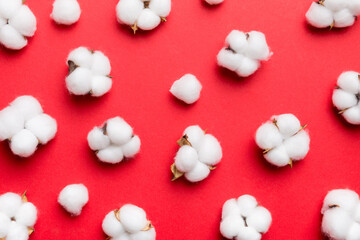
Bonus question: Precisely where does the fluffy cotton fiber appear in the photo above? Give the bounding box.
[116,0,171,33]
[170,74,202,104]
[0,96,57,157]
[51,0,81,25]
[220,195,272,240]
[306,0,360,29]
[66,47,113,97]
[88,117,141,164]
[0,0,37,50]
[217,30,272,77]
[0,192,37,240]
[58,184,89,216]
[332,71,360,125]
[171,125,222,182]
[321,189,360,240]
[205,0,224,5]
[102,204,156,240]
[255,113,310,167]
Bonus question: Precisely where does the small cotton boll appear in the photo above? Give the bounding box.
[130,228,156,240]
[51,0,81,25]
[337,71,360,94]
[0,0,22,19]
[10,96,43,121]
[149,0,171,17]
[0,24,27,50]
[275,114,301,138]
[333,8,355,28]
[91,51,111,76]
[222,198,241,218]
[0,106,24,141]
[116,0,144,25]
[342,106,360,125]
[322,208,353,239]
[264,145,290,167]
[67,47,93,68]
[0,212,11,238]
[6,221,29,240]
[106,117,133,145]
[237,195,258,218]
[174,145,198,172]
[332,89,358,110]
[102,211,125,237]
[225,30,248,54]
[220,215,244,239]
[283,131,310,161]
[183,125,205,149]
[235,57,260,77]
[15,202,37,227]
[10,129,38,157]
[236,227,262,240]
[217,48,243,72]
[347,223,360,240]
[197,134,222,166]
[87,127,110,151]
[184,161,210,182]
[205,0,224,5]
[306,2,334,28]
[246,31,270,60]
[25,113,57,144]
[246,207,272,233]
[0,192,22,218]
[66,68,93,95]
[8,5,37,37]
[91,76,112,97]
[119,204,148,234]
[121,135,141,158]
[255,122,282,150]
[321,189,359,214]
[170,74,202,104]
[136,9,161,30]
[58,184,89,216]
[97,145,124,164]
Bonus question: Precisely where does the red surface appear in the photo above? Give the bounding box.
[1,0,360,239]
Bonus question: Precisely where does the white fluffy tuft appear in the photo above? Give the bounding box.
[170,74,202,104]
[51,0,81,25]
[58,184,89,216]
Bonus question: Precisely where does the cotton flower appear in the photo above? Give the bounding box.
[0,0,37,50]
[87,117,140,164]
[171,125,222,182]
[217,30,272,77]
[116,0,171,34]
[170,74,202,104]
[102,204,156,240]
[51,0,81,25]
[220,195,272,240]
[255,114,310,167]
[205,0,224,5]
[66,47,113,97]
[306,0,360,29]
[0,96,57,157]
[0,191,37,240]
[321,189,360,240]
[58,184,89,216]
[332,71,360,125]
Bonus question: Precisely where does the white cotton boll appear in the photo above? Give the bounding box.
[51,0,81,25]
[332,89,358,110]
[25,113,57,144]
[337,71,360,94]
[149,0,171,17]
[136,9,161,30]
[205,0,224,5]
[97,146,124,164]
[0,0,22,19]
[222,198,241,219]
[347,223,360,240]
[174,145,198,173]
[220,215,244,239]
[116,0,144,25]
[170,74,202,104]
[91,76,112,97]
[67,47,93,68]
[87,127,110,151]
[264,145,290,167]
[130,228,156,240]
[333,8,355,28]
[322,208,353,239]
[197,134,222,166]
[246,31,270,61]
[121,135,141,158]
[323,0,348,12]
[236,227,262,240]
[58,184,89,216]
[91,51,111,76]
[217,48,243,72]
[246,207,272,233]
[225,30,248,54]
[184,161,210,182]
[9,5,37,37]
[342,106,360,125]
[66,68,93,95]
[106,117,133,145]
[6,221,29,240]
[0,212,10,238]
[15,202,37,227]
[183,125,205,150]
[10,96,43,121]
[10,129,38,157]
[306,2,334,28]
[0,192,22,218]
[274,114,301,138]
[283,131,310,161]
[255,122,282,150]
[236,57,260,77]
[321,189,359,214]
[237,195,258,218]
[102,211,125,237]
[119,204,148,234]
[0,24,27,50]
[0,106,24,141]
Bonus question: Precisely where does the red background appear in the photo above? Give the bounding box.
[1,0,360,239]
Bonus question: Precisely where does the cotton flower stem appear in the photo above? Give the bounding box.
[329,21,335,30]
[67,60,78,75]
[208,166,216,170]
[28,227,34,235]
[288,159,293,168]
[131,23,138,34]
[177,135,192,147]
[317,0,325,5]
[160,17,167,22]
[171,163,184,181]
[22,190,28,202]
[141,221,153,231]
